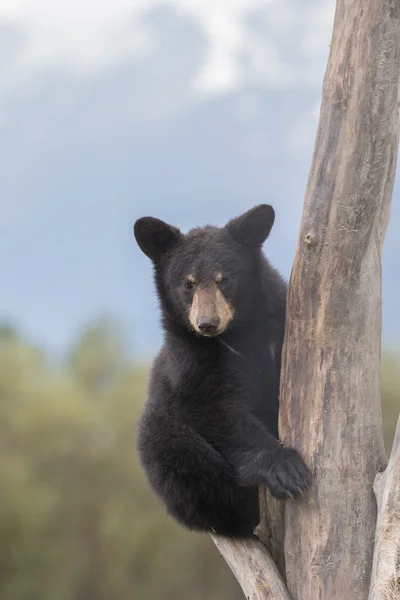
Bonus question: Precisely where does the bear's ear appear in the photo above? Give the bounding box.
[226,204,275,247]
[134,217,182,262]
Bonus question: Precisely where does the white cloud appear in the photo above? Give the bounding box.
[0,0,153,95]
[0,0,335,98]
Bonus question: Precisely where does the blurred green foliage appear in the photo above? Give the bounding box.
[0,320,398,600]
[381,351,400,454]
[0,320,243,600]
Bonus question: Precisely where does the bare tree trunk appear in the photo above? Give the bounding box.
[255,486,285,581]
[369,416,400,600]
[212,0,400,598]
[278,1,400,599]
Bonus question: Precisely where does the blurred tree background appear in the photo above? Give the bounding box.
[0,318,398,600]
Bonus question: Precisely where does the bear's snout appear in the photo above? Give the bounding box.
[189,284,234,336]
[197,316,220,336]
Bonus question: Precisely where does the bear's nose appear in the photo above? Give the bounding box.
[197,317,220,335]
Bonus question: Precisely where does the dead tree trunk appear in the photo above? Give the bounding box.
[278,0,400,597]
[212,1,400,599]
[369,416,400,599]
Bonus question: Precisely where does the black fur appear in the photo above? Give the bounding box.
[134,205,310,537]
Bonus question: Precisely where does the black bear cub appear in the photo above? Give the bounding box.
[134,205,310,537]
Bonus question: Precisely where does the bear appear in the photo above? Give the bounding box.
[133,204,310,538]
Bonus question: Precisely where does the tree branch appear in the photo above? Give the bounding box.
[210,534,291,600]
[255,485,285,581]
[369,416,400,600]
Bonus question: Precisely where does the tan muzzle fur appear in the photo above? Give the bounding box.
[189,283,234,335]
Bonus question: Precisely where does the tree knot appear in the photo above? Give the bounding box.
[304,233,314,247]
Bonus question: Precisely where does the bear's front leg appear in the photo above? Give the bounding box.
[218,410,311,500]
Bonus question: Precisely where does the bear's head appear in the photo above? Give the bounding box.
[134,204,275,337]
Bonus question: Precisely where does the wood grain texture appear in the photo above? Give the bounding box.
[255,485,286,582]
[369,417,400,600]
[277,1,400,599]
[210,534,291,600]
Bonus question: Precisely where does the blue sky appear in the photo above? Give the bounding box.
[1,0,399,358]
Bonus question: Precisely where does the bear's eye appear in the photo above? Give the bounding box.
[185,280,194,290]
[219,276,230,285]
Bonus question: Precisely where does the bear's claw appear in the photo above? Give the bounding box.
[266,447,311,500]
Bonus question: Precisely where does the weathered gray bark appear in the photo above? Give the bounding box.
[255,486,285,581]
[369,416,400,600]
[210,534,291,600]
[212,0,400,598]
[278,1,400,599]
